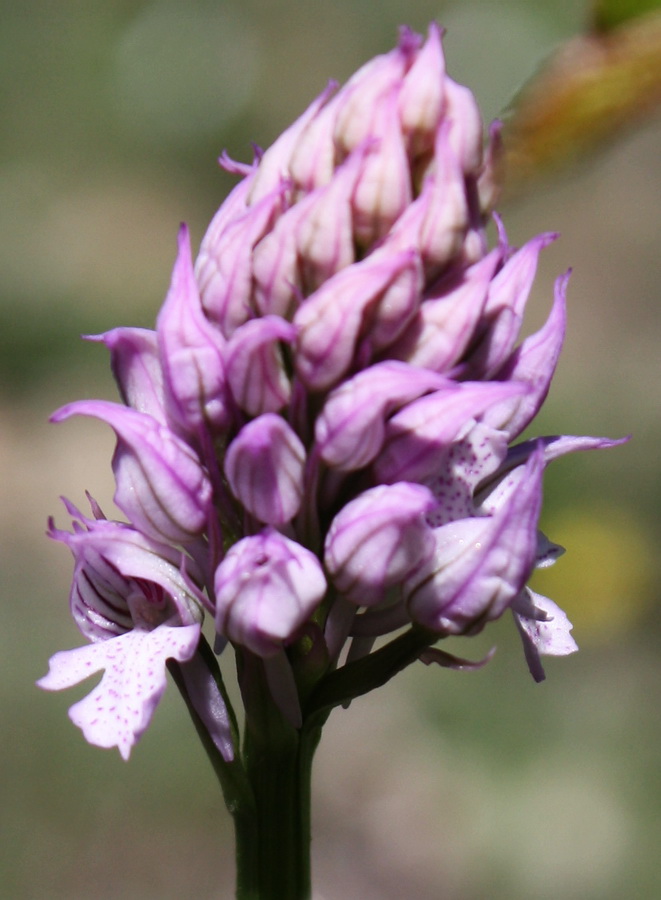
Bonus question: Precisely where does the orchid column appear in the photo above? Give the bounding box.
[39,24,623,899]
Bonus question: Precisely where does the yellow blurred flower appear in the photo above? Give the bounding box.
[531,504,655,643]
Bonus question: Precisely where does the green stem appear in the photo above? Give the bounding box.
[304,625,438,725]
[175,628,437,898]
[232,627,437,896]
[235,652,321,899]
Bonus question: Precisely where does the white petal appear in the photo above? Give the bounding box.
[38,624,200,759]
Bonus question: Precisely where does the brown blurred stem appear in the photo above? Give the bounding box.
[498,10,661,200]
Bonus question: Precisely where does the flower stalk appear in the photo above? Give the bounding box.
[236,650,320,899]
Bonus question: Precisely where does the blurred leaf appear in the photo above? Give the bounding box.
[499,9,661,197]
[592,0,661,31]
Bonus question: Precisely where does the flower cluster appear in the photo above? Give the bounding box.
[39,25,622,759]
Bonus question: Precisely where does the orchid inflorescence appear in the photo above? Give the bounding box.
[39,24,622,765]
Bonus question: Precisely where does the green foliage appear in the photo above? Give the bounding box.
[592,0,661,31]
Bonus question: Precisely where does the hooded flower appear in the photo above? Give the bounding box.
[215,529,327,658]
[37,502,233,760]
[42,24,626,757]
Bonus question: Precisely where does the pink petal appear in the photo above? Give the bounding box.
[37,624,201,760]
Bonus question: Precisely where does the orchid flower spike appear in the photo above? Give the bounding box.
[42,23,626,760]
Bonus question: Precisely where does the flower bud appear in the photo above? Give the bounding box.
[482,271,568,439]
[294,248,420,390]
[197,185,286,337]
[467,231,557,378]
[349,87,411,247]
[252,148,364,316]
[391,247,501,371]
[224,414,306,525]
[157,224,228,437]
[415,122,469,270]
[249,82,337,201]
[398,23,446,158]
[336,29,418,142]
[443,77,484,175]
[325,482,436,606]
[52,401,212,545]
[315,360,447,471]
[225,316,296,416]
[88,327,166,423]
[215,529,326,657]
[292,143,366,290]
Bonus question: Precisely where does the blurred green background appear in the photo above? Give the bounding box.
[1,1,659,897]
